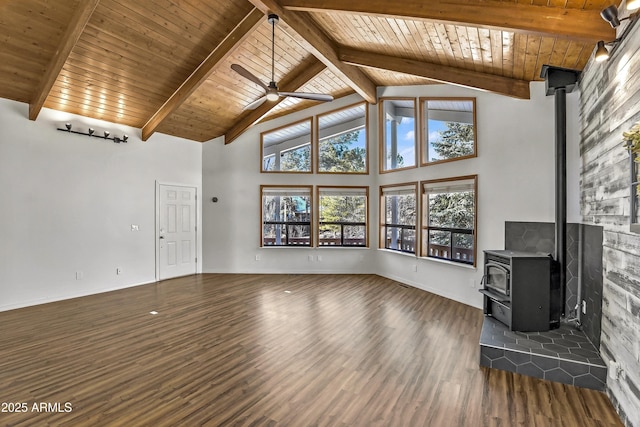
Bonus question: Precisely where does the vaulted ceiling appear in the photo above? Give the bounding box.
[0,0,615,143]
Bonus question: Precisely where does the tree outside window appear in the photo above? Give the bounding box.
[421,176,477,265]
[280,144,310,172]
[318,187,367,246]
[318,103,368,173]
[421,98,476,165]
[261,119,312,173]
[261,186,312,246]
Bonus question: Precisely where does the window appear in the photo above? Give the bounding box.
[380,183,417,254]
[317,103,368,174]
[421,176,477,265]
[421,98,476,165]
[379,98,417,172]
[317,187,368,247]
[261,119,312,173]
[261,186,312,246]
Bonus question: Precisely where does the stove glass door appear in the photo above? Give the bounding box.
[485,262,510,295]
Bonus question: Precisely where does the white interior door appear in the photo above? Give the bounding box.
[158,184,197,280]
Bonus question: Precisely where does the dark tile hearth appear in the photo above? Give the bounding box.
[479,317,606,391]
[504,221,604,349]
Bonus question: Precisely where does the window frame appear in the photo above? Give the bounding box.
[316,102,369,175]
[420,175,478,266]
[316,186,369,247]
[419,97,477,167]
[379,182,419,254]
[260,185,314,247]
[378,98,418,174]
[260,117,313,174]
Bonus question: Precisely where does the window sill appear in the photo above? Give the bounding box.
[418,255,477,270]
[318,245,370,250]
[261,245,313,249]
[260,245,370,249]
[379,164,418,174]
[378,248,417,258]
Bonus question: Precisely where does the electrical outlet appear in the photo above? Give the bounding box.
[76,271,83,280]
[308,255,314,262]
[412,264,417,272]
[131,224,139,231]
[582,300,587,315]
[317,255,322,262]
[255,254,260,261]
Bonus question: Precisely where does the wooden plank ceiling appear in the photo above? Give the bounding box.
[0,0,616,143]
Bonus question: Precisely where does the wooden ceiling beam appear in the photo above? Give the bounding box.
[247,0,377,104]
[280,0,614,43]
[339,47,531,100]
[29,0,100,121]
[224,56,326,145]
[141,8,264,141]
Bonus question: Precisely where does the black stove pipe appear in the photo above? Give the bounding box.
[540,65,580,320]
[554,88,567,316]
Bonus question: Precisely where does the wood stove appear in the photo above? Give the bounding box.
[480,250,560,332]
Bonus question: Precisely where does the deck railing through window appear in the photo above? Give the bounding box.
[318,221,366,246]
[384,224,416,253]
[427,226,474,264]
[263,221,311,246]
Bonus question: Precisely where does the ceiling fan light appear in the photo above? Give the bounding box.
[601,5,621,27]
[266,82,279,102]
[627,0,640,10]
[231,14,332,109]
[595,41,610,62]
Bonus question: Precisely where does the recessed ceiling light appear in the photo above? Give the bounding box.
[150,311,158,315]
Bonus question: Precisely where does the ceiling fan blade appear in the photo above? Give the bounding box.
[231,64,268,91]
[278,91,334,102]
[243,96,268,111]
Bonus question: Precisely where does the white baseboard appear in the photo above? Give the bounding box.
[1,273,482,313]
[377,272,482,309]
[0,279,157,313]
[202,268,372,275]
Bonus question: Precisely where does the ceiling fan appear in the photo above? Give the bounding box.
[231,14,334,110]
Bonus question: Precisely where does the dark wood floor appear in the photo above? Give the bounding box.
[0,274,622,426]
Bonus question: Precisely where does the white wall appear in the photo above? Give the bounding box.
[0,98,202,311]
[375,83,581,307]
[203,95,375,275]
[0,80,579,313]
[202,82,581,309]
